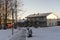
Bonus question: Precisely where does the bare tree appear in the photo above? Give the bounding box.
[0,0,1,26]
[0,0,23,29]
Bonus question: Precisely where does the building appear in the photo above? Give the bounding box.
[17,19,28,27]
[26,12,58,27]
[57,18,60,26]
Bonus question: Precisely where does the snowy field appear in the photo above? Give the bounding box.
[0,29,19,40]
[0,26,60,40]
[0,27,26,40]
[27,26,60,40]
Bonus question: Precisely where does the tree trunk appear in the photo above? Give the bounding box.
[4,0,8,29]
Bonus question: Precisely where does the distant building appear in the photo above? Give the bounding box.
[57,18,60,26]
[17,19,27,27]
[26,12,58,27]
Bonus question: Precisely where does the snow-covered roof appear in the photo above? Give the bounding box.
[26,12,58,18]
[26,12,52,18]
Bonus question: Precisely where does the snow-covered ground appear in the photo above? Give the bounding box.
[26,26,60,40]
[0,26,60,40]
[0,29,19,40]
[0,27,27,40]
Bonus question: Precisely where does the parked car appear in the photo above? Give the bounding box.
[7,23,13,28]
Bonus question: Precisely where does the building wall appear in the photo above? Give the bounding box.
[38,16,47,27]
[27,16,47,27]
[47,13,58,26]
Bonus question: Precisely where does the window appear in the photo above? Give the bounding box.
[52,23,53,26]
[37,18,39,20]
[49,23,51,26]
[28,19,30,21]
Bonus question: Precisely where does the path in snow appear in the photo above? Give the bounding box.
[10,28,26,40]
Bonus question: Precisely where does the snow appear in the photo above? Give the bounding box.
[26,26,60,40]
[0,29,20,40]
[0,26,60,40]
[0,27,27,40]
[9,28,26,40]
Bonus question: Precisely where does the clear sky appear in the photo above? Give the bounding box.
[19,0,60,19]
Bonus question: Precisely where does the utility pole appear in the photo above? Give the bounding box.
[12,8,14,35]
[10,0,14,35]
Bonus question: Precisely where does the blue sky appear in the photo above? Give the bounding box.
[19,0,60,18]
